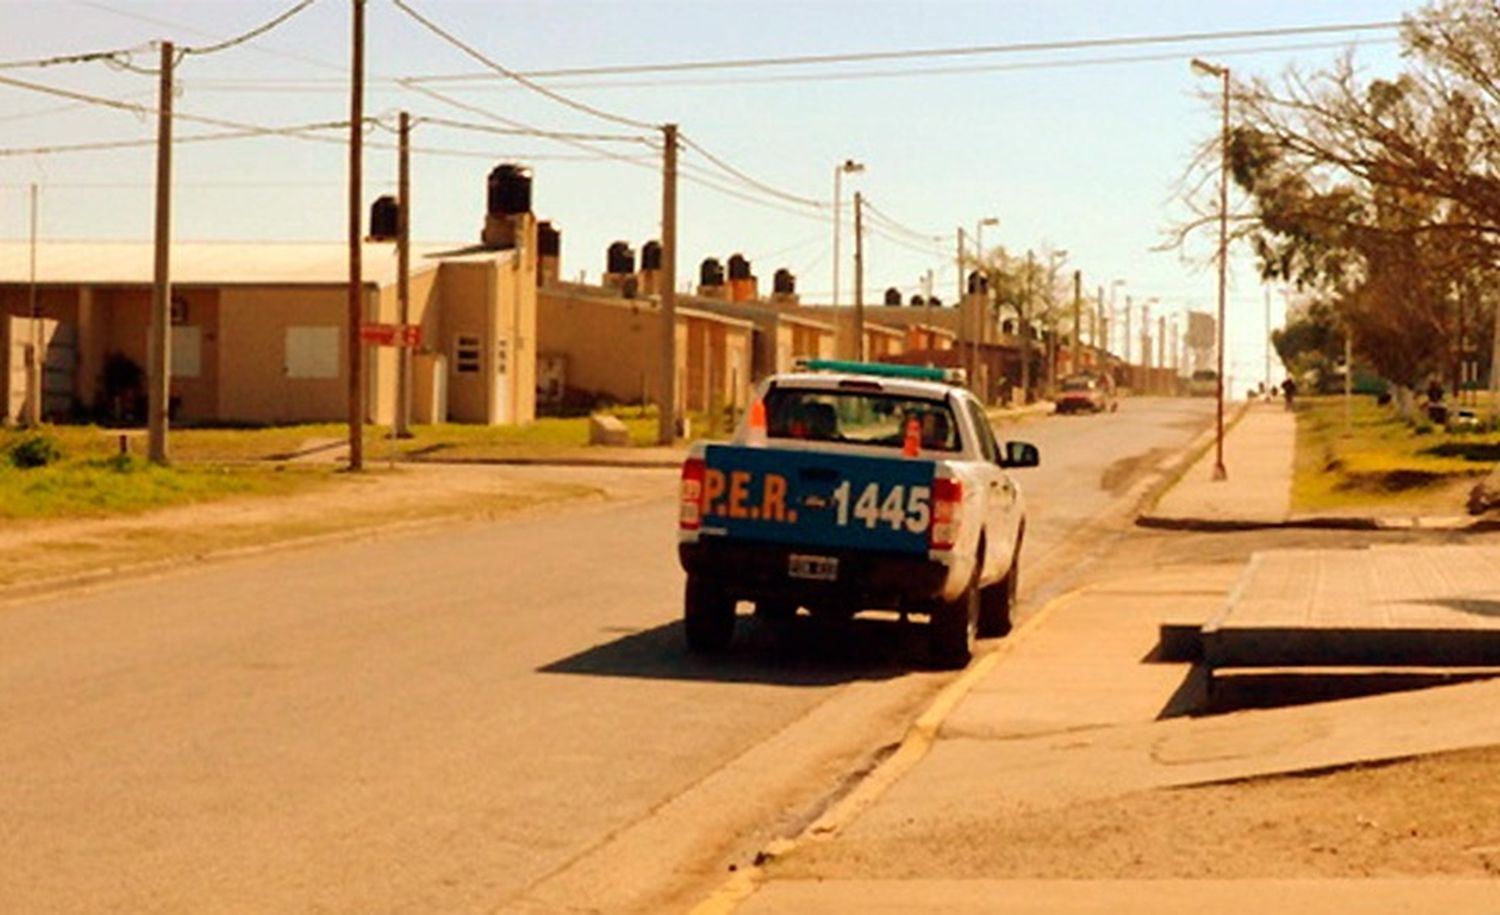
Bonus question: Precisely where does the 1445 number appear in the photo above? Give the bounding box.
[830,481,930,533]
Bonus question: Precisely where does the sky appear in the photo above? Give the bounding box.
[0,0,1421,396]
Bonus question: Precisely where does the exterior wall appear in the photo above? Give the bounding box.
[537,288,659,405]
[217,285,356,424]
[436,262,494,424]
[498,244,537,425]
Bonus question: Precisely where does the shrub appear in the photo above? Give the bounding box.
[6,433,64,469]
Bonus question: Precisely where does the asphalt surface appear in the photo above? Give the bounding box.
[0,397,1212,914]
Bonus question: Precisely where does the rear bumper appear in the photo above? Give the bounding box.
[679,539,953,610]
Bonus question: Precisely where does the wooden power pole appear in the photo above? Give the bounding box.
[657,123,678,445]
[853,190,865,361]
[347,0,365,470]
[395,110,412,438]
[148,40,174,464]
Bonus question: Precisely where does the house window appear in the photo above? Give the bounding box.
[285,326,340,379]
[454,334,481,373]
[171,325,201,379]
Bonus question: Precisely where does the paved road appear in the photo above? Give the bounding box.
[0,398,1212,914]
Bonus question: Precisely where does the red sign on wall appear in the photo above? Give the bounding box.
[359,323,422,347]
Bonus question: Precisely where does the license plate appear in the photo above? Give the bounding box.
[788,554,839,581]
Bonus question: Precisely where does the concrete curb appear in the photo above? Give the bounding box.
[1138,512,1488,533]
[405,454,683,469]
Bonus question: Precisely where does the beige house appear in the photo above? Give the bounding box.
[537,281,755,414]
[0,236,536,427]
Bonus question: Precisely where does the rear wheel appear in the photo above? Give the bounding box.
[978,556,1019,637]
[929,579,978,669]
[684,575,736,652]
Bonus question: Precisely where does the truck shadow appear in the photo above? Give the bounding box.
[539,612,929,685]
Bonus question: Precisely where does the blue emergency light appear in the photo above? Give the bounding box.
[794,358,966,385]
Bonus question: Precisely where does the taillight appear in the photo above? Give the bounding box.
[930,477,962,550]
[680,458,706,530]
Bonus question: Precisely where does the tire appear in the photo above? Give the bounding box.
[929,578,978,670]
[978,555,1019,638]
[755,599,798,621]
[684,575,736,652]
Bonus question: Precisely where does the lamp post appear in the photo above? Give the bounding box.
[1193,56,1230,482]
[832,159,865,307]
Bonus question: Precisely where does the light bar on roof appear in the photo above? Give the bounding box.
[794,358,966,385]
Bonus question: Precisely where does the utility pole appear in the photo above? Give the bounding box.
[25,184,39,428]
[1264,285,1272,393]
[1096,286,1105,365]
[1020,250,1033,404]
[394,110,413,438]
[1158,314,1166,396]
[955,227,965,305]
[1124,295,1133,366]
[1071,269,1082,378]
[347,0,366,471]
[853,190,865,361]
[657,123,679,445]
[147,40,174,464]
[1193,57,1232,481]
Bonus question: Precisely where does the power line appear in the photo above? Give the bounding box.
[415,115,652,145]
[180,0,321,57]
[678,135,828,209]
[0,43,154,72]
[77,0,348,74]
[401,18,1405,84]
[389,0,658,132]
[0,122,350,158]
[862,198,948,244]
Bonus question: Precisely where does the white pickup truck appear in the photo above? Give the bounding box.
[677,360,1039,669]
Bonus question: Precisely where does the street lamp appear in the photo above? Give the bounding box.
[1193,56,1230,482]
[832,159,865,307]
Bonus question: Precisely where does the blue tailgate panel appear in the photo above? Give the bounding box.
[701,445,936,555]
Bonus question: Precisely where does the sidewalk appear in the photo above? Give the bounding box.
[1141,401,1294,527]
[720,558,1500,914]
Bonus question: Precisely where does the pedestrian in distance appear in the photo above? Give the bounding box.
[1281,377,1298,411]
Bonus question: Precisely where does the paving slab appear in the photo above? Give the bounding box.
[738,878,1500,914]
[1204,546,1500,668]
[942,566,1239,740]
[1145,402,1293,525]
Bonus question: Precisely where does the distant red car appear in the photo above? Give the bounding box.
[1055,375,1117,414]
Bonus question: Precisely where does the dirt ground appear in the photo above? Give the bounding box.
[776,744,1500,880]
[0,463,674,593]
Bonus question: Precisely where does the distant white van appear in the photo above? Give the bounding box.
[1188,370,1218,397]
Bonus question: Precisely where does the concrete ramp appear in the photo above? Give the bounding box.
[1200,546,1500,669]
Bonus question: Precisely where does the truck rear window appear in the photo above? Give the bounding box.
[764,388,961,452]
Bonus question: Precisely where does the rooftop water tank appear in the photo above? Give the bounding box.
[884,287,902,306]
[727,253,751,281]
[537,221,560,257]
[700,258,725,286]
[368,195,399,241]
[607,241,636,274]
[641,240,662,271]
[773,268,795,294]
[487,163,532,217]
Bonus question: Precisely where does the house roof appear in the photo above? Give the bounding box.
[0,240,510,288]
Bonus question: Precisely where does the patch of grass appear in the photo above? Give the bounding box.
[1291,396,1499,514]
[0,445,326,520]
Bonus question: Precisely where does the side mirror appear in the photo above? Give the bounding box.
[1000,441,1039,469]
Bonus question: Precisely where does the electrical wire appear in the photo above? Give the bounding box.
[862,198,949,244]
[180,0,321,56]
[415,115,652,145]
[678,134,828,209]
[401,18,1406,84]
[0,121,353,158]
[0,44,155,72]
[77,0,348,74]
[389,0,658,132]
